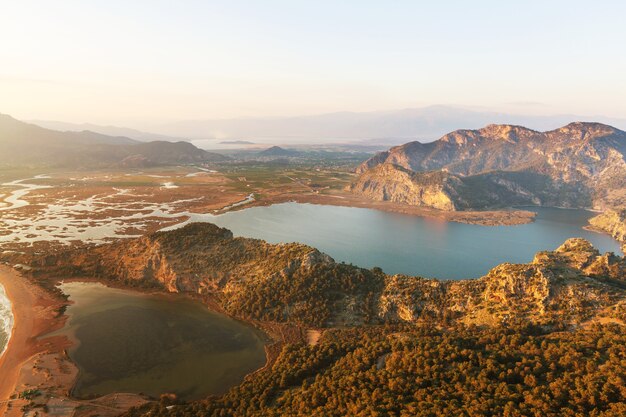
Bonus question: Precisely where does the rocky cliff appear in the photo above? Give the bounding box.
[353,122,626,212]
[346,164,459,210]
[379,238,626,326]
[34,223,626,328]
[348,163,588,211]
[588,210,626,251]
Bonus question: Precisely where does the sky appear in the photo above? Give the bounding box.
[1,0,625,126]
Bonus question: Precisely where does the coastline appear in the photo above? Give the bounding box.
[214,189,538,226]
[0,281,13,359]
[0,269,149,416]
[0,265,67,414]
[46,278,296,405]
[584,224,626,254]
[0,182,621,415]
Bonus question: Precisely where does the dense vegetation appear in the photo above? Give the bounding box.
[225,262,384,326]
[34,224,626,416]
[36,223,388,327]
[37,223,626,331]
[124,324,626,417]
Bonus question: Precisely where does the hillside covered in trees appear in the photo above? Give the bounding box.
[123,323,626,417]
[27,223,626,416]
[33,223,626,329]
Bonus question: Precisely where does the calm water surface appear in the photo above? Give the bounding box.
[176,204,623,279]
[57,282,266,400]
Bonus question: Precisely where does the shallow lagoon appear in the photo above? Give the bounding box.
[57,282,266,400]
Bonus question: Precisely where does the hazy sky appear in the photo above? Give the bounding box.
[1,0,625,125]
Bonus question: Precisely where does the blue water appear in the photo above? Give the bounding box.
[177,204,622,280]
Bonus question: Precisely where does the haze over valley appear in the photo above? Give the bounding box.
[28,106,626,147]
[1,2,626,416]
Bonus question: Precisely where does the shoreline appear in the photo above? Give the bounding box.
[0,265,68,414]
[583,225,626,254]
[0,270,152,416]
[0,266,302,415]
[0,282,13,359]
[38,277,291,392]
[210,189,538,226]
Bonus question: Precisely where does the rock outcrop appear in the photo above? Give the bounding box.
[33,224,626,329]
[379,237,626,326]
[347,164,458,210]
[588,210,626,251]
[348,163,587,211]
[357,122,626,178]
[352,122,626,212]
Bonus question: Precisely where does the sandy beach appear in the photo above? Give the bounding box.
[0,265,67,414]
[0,266,147,416]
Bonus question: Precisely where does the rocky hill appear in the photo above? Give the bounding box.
[0,113,228,168]
[381,237,626,326]
[347,164,459,210]
[348,163,587,211]
[118,140,228,167]
[33,223,626,328]
[257,146,301,158]
[353,122,626,211]
[588,209,626,251]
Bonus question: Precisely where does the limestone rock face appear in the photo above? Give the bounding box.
[588,210,626,251]
[378,237,626,326]
[353,122,626,212]
[481,264,552,315]
[357,122,626,178]
[35,224,626,328]
[529,237,626,282]
[349,163,586,211]
[347,164,458,210]
[377,275,449,321]
[553,238,601,269]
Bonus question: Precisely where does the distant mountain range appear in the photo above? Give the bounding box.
[350,122,626,213]
[0,114,227,168]
[219,140,255,145]
[151,106,626,143]
[28,106,626,148]
[29,119,187,143]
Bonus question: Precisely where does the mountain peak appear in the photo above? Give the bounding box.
[481,123,537,133]
[437,124,537,145]
[258,146,299,157]
[554,121,622,136]
[478,124,538,141]
[353,121,626,210]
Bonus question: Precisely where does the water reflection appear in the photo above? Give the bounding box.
[182,203,622,279]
